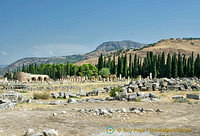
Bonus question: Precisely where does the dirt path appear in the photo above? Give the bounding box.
[0,101,200,136]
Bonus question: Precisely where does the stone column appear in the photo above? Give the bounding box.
[119,74,122,80]
[150,73,152,80]
[107,77,109,82]
[138,75,142,81]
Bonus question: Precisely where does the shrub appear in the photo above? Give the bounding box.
[18,90,27,93]
[133,97,142,102]
[174,98,189,103]
[109,87,121,97]
[99,68,110,78]
[33,92,50,100]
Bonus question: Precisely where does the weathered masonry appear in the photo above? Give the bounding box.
[17,72,49,82]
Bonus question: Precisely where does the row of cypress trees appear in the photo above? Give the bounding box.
[97,51,200,78]
[8,63,98,80]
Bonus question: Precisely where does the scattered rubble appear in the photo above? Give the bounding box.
[75,107,159,116]
[186,94,200,100]
[172,95,184,99]
[0,91,24,110]
[24,129,58,136]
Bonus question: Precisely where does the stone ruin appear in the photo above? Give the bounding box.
[17,72,50,82]
[58,74,130,83]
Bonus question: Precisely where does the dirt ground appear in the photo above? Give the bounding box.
[0,82,200,136]
[0,100,200,136]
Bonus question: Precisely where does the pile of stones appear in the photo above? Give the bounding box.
[24,128,58,136]
[51,88,108,99]
[86,88,107,96]
[120,78,200,92]
[172,94,200,100]
[75,107,163,117]
[26,85,76,91]
[113,91,159,102]
[68,98,106,104]
[0,91,24,110]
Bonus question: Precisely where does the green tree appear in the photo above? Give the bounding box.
[123,54,128,78]
[103,57,106,68]
[183,55,187,76]
[152,60,157,78]
[98,53,104,71]
[111,54,116,74]
[117,56,121,77]
[129,54,132,78]
[106,56,111,69]
[133,54,138,78]
[166,53,172,78]
[172,53,178,78]
[187,57,191,77]
[178,52,184,77]
[190,52,194,77]
[120,55,124,76]
[195,54,200,77]
[99,68,110,78]
[160,52,166,77]
[157,54,161,77]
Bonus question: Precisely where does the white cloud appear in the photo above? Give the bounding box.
[30,43,90,57]
[0,51,7,56]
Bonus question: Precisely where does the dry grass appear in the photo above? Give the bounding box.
[33,91,50,100]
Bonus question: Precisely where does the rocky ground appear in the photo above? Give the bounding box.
[0,101,200,136]
[0,79,200,136]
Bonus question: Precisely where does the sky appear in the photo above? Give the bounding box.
[0,0,200,65]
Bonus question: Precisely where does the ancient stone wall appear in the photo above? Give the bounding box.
[17,72,49,82]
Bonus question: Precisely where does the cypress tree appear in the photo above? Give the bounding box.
[103,57,106,68]
[107,56,111,69]
[67,62,70,75]
[34,63,37,74]
[124,54,128,78]
[166,53,172,78]
[133,54,138,78]
[160,52,166,77]
[129,54,132,78]
[187,57,191,77]
[191,52,194,77]
[178,52,184,77]
[172,53,178,78]
[120,55,124,76]
[195,54,200,77]
[152,60,157,78]
[183,55,187,77]
[22,64,25,72]
[98,53,103,71]
[111,54,116,74]
[138,57,142,75]
[117,56,121,77]
[147,52,151,74]
[157,54,161,77]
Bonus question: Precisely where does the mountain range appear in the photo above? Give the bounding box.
[0,40,145,75]
[1,38,200,76]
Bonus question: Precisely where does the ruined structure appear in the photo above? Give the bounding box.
[17,72,50,82]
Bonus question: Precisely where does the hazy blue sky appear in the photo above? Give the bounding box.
[0,0,200,65]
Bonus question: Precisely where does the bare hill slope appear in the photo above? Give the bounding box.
[76,38,200,65]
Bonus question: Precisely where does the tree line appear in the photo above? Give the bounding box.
[5,51,200,80]
[7,63,98,80]
[97,51,200,78]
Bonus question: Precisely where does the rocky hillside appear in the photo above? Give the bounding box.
[76,38,200,65]
[0,40,144,75]
[95,40,144,52]
[80,40,145,61]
